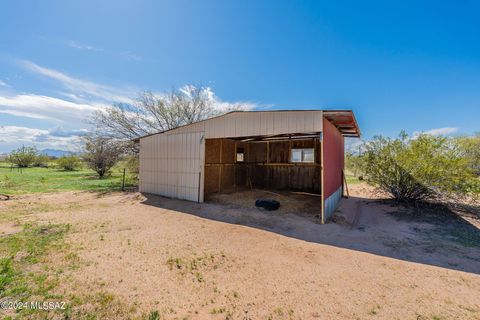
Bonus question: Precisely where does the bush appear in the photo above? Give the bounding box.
[32,154,51,168]
[56,155,81,171]
[7,146,38,168]
[455,133,480,176]
[363,132,478,203]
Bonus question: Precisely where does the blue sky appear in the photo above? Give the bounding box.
[1,0,479,152]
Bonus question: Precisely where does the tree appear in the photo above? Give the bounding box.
[455,133,480,176]
[123,154,139,175]
[363,132,478,203]
[56,155,81,171]
[7,146,38,168]
[82,135,123,178]
[89,85,247,141]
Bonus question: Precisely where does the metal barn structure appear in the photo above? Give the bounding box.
[136,110,360,223]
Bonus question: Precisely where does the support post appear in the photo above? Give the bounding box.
[320,132,325,224]
[121,168,126,191]
[342,169,349,198]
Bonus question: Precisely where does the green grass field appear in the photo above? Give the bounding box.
[0,163,137,195]
[345,174,364,185]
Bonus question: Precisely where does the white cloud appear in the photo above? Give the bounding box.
[20,60,134,104]
[0,80,8,87]
[424,127,458,136]
[48,127,89,137]
[345,137,365,154]
[0,126,84,152]
[0,94,104,123]
[0,109,52,120]
[121,51,143,61]
[413,127,458,138]
[213,100,256,112]
[66,40,103,52]
[0,126,47,139]
[178,85,256,112]
[63,40,143,62]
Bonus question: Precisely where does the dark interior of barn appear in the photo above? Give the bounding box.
[204,135,322,199]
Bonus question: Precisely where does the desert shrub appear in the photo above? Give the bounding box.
[56,155,81,171]
[32,154,51,168]
[363,132,478,203]
[455,133,480,176]
[7,146,38,168]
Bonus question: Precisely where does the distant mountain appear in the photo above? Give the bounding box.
[40,149,73,157]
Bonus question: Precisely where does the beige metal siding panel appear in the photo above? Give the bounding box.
[266,112,275,134]
[139,139,144,192]
[260,112,271,135]
[296,111,304,133]
[205,117,216,137]
[305,111,315,132]
[224,114,235,137]
[313,111,323,132]
[250,113,259,135]
[210,111,323,137]
[243,113,253,135]
[217,115,226,137]
[274,112,283,134]
[199,135,205,202]
[237,113,246,137]
[138,131,205,202]
[242,113,253,136]
[287,111,296,133]
[148,110,324,139]
[212,117,221,137]
[251,112,261,135]
[272,112,285,135]
[259,112,266,135]
[232,113,240,136]
[232,113,243,137]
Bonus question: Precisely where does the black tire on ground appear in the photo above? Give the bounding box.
[255,199,280,211]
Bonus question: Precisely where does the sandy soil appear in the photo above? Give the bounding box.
[2,186,480,319]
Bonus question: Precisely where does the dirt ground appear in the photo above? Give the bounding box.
[207,188,322,221]
[2,185,480,319]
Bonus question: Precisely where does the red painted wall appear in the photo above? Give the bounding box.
[323,117,344,198]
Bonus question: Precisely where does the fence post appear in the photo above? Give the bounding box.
[121,168,126,191]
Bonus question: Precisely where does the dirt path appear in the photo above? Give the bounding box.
[2,188,480,319]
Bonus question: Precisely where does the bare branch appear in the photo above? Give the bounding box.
[88,85,247,143]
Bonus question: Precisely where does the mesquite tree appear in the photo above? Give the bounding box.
[89,85,247,141]
[82,135,124,178]
[7,146,38,168]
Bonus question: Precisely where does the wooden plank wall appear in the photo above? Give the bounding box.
[204,138,321,196]
[204,138,236,194]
